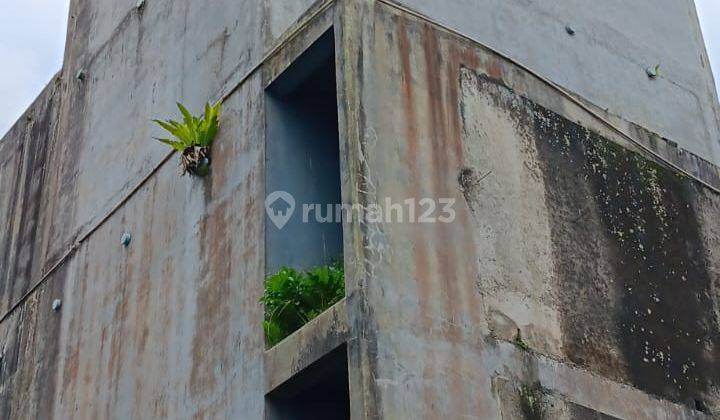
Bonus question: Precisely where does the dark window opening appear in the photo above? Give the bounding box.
[265,29,343,274]
[265,345,350,420]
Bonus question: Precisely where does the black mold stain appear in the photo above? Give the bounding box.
[466,75,720,409]
[518,382,545,420]
[531,102,720,405]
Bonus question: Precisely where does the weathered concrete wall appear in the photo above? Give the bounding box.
[0,0,343,416]
[0,77,61,315]
[391,0,720,166]
[0,0,300,417]
[342,2,720,418]
[0,76,67,418]
[1,0,720,419]
[0,57,268,420]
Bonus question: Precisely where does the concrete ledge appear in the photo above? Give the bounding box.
[264,298,350,394]
[489,340,710,420]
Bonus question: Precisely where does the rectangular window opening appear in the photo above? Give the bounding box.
[263,29,346,350]
[265,29,342,273]
[265,345,350,420]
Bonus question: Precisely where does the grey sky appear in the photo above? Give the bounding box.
[0,0,70,136]
[696,0,720,93]
[0,1,718,137]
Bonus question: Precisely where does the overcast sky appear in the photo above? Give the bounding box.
[0,0,70,136]
[0,1,718,137]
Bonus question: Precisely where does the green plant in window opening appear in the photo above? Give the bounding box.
[153,101,221,176]
[262,262,345,348]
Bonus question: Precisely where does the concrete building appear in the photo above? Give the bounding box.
[1,0,720,418]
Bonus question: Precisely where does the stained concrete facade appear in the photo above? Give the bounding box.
[1,0,720,419]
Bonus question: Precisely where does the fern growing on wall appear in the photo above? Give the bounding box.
[153,101,221,176]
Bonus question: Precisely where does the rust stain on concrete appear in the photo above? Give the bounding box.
[397,19,435,336]
[191,199,232,397]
